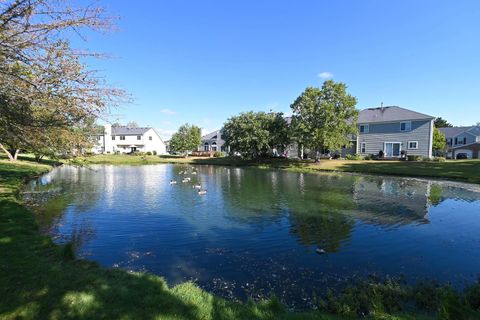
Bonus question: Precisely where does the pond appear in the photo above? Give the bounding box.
[24,164,480,309]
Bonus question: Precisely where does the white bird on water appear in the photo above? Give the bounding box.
[198,190,207,195]
[169,180,177,185]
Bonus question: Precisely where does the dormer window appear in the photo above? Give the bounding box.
[400,121,412,132]
[359,124,369,133]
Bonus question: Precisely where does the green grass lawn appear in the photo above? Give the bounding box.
[2,157,479,319]
[79,154,480,185]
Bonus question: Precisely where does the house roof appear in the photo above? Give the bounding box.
[439,126,480,138]
[202,129,221,140]
[112,126,151,135]
[358,106,434,123]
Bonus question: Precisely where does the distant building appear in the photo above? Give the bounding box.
[439,125,480,159]
[92,124,166,154]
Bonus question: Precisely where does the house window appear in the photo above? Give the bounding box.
[408,141,418,149]
[400,121,412,132]
[212,135,217,140]
[204,142,209,151]
[97,136,102,141]
[149,136,152,141]
[112,135,115,140]
[137,135,141,140]
[361,142,366,153]
[359,124,369,133]
[120,136,125,140]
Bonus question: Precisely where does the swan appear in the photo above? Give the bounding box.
[198,190,207,195]
[169,180,177,185]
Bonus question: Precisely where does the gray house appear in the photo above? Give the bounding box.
[356,106,434,158]
[199,129,226,152]
[439,126,480,159]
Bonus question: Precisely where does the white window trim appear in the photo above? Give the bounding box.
[400,121,412,132]
[407,141,418,149]
[360,142,366,153]
[359,124,369,134]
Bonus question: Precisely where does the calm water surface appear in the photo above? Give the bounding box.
[24,164,480,309]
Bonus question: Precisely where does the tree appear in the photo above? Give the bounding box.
[433,127,446,155]
[290,81,358,161]
[0,1,124,161]
[126,121,139,128]
[169,124,201,157]
[434,117,453,128]
[222,111,290,158]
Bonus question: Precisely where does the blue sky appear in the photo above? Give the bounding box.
[77,1,480,138]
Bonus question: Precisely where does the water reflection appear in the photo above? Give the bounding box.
[25,164,480,309]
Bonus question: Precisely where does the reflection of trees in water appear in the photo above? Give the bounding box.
[24,166,102,235]
[289,212,355,252]
[215,168,472,251]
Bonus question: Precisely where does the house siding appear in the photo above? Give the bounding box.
[357,119,432,157]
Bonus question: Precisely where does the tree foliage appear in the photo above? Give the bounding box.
[126,121,139,128]
[169,124,201,156]
[0,0,124,160]
[290,81,358,160]
[434,117,453,128]
[433,127,446,153]
[222,111,290,159]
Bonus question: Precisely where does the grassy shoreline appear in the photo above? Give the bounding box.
[1,157,479,319]
[80,154,480,185]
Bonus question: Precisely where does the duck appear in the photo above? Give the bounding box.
[169,180,177,185]
[182,178,189,183]
[191,171,197,175]
[193,184,202,189]
[315,248,326,255]
[198,190,207,195]
[184,177,191,181]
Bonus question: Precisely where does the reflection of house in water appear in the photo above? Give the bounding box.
[352,176,431,225]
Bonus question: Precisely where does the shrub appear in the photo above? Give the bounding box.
[152,150,157,155]
[346,154,363,160]
[213,151,223,158]
[146,151,152,156]
[407,155,422,161]
[364,154,374,160]
[432,156,446,162]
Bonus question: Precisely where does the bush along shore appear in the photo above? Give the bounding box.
[1,158,480,320]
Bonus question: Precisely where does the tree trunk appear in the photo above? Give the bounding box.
[300,144,304,159]
[315,150,320,163]
[0,143,16,161]
[13,149,20,160]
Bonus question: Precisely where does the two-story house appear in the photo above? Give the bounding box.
[93,124,166,154]
[439,126,480,159]
[356,106,435,158]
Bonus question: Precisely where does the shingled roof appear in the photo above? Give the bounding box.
[112,126,151,135]
[358,106,434,123]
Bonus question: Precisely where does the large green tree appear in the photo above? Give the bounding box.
[222,111,290,158]
[290,81,358,161]
[169,124,201,157]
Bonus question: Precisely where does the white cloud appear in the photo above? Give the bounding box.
[317,71,333,80]
[159,108,176,115]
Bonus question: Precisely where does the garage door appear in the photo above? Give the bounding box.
[454,149,473,159]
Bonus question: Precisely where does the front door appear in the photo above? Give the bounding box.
[385,143,401,157]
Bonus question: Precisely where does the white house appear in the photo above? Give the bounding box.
[92,124,167,154]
